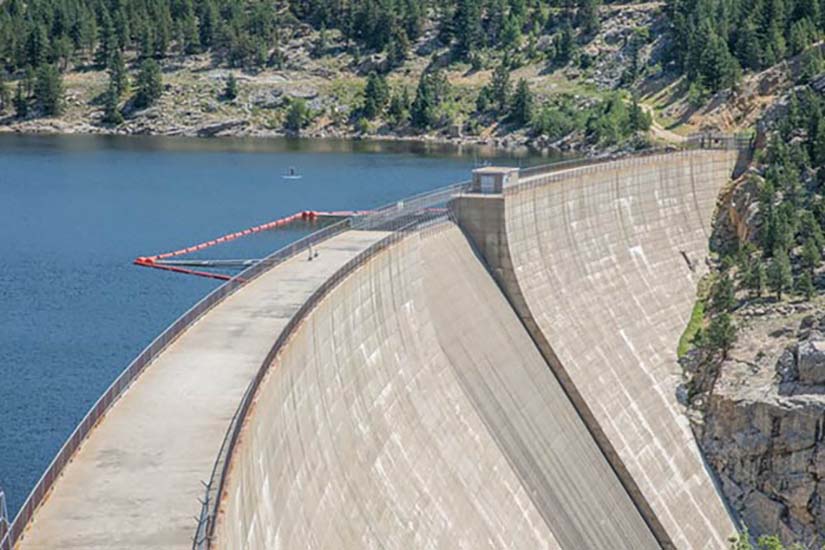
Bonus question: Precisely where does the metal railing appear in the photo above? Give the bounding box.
[518,132,753,182]
[0,217,353,550]
[192,209,451,549]
[0,490,8,542]
[514,133,754,195]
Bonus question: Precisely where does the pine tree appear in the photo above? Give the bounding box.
[224,74,238,100]
[802,237,822,274]
[500,15,522,50]
[700,32,741,92]
[509,78,533,126]
[34,65,63,116]
[388,87,410,125]
[744,261,768,299]
[629,96,651,132]
[454,0,482,58]
[387,24,410,68]
[767,248,793,300]
[108,51,128,98]
[96,10,117,68]
[490,62,511,113]
[707,313,737,359]
[199,0,218,49]
[314,23,328,58]
[13,82,28,118]
[363,71,390,119]
[0,73,9,114]
[557,20,576,65]
[712,273,736,312]
[411,69,448,129]
[26,25,49,68]
[134,59,163,109]
[797,271,815,300]
[577,0,601,36]
[102,79,123,125]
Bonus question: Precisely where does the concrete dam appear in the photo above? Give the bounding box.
[2,144,744,550]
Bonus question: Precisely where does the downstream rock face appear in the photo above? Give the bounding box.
[699,307,825,546]
[689,167,825,546]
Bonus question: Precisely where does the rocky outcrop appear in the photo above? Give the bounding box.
[698,307,825,546]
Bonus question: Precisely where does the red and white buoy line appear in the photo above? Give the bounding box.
[134,210,369,281]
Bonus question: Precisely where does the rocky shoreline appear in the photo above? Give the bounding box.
[0,113,583,156]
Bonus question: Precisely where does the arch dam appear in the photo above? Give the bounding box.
[2,139,751,550]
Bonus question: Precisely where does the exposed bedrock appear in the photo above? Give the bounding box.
[698,303,825,546]
[214,223,659,549]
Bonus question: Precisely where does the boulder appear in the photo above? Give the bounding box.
[797,340,825,385]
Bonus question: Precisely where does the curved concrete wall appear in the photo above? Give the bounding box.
[499,150,739,548]
[214,223,659,549]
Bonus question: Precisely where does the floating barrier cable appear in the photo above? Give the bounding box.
[134,210,371,281]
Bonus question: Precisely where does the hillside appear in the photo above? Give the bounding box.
[1,0,817,152]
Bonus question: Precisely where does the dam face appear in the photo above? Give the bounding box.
[215,148,741,549]
[215,223,658,549]
[455,150,739,548]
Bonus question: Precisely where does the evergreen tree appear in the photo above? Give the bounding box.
[13,82,28,118]
[509,78,533,126]
[802,237,822,274]
[109,51,128,98]
[557,20,576,65]
[767,247,793,300]
[712,273,736,312]
[797,271,815,300]
[707,313,737,359]
[489,62,511,113]
[500,14,522,50]
[96,10,117,68]
[577,0,601,36]
[34,65,63,116]
[285,98,311,132]
[224,74,238,100]
[199,0,218,49]
[26,24,49,68]
[314,24,328,58]
[134,59,163,109]
[102,79,123,124]
[411,69,448,129]
[629,96,652,132]
[388,87,410,125]
[0,73,9,114]
[363,71,390,119]
[453,0,482,58]
[700,32,741,92]
[744,261,767,299]
[387,24,410,68]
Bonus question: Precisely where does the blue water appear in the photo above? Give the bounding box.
[0,134,549,516]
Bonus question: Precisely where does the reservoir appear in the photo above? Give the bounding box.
[0,134,546,516]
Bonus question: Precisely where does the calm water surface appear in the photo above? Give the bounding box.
[0,134,551,515]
